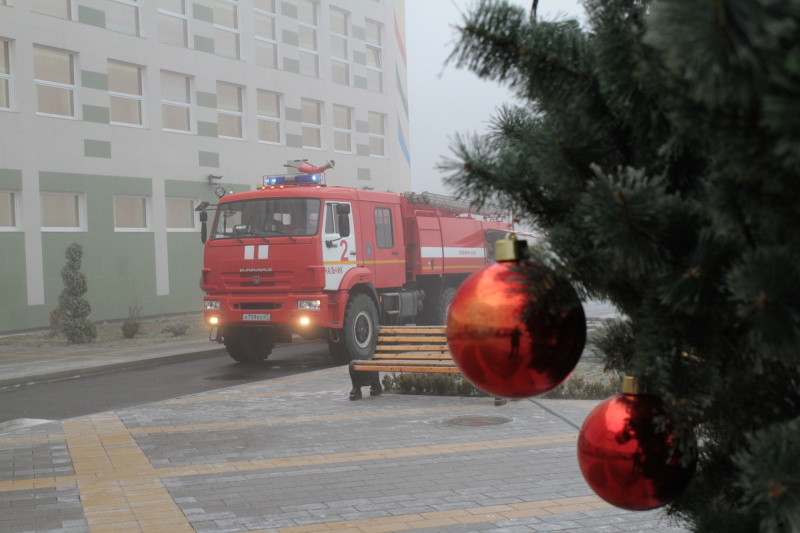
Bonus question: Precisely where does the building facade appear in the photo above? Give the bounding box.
[0,0,410,333]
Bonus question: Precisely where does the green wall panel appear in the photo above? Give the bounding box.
[354,76,368,90]
[198,121,219,137]
[0,168,22,189]
[285,107,301,122]
[282,30,299,47]
[357,168,372,181]
[78,5,105,28]
[194,35,215,54]
[353,26,366,40]
[356,143,370,156]
[0,233,29,331]
[281,1,297,18]
[83,105,110,124]
[81,70,108,90]
[84,139,112,158]
[197,91,217,108]
[192,3,213,22]
[283,58,300,74]
[355,120,369,134]
[166,233,205,313]
[199,151,220,167]
[286,134,303,148]
[352,51,367,65]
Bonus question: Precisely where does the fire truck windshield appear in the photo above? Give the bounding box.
[211,198,321,239]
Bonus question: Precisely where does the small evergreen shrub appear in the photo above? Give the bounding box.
[53,243,97,344]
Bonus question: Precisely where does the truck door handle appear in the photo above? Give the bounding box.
[392,251,399,255]
[350,251,357,255]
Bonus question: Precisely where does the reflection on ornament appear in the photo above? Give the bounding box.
[577,377,696,511]
[446,237,586,398]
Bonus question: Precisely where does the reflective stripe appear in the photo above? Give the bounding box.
[421,247,485,259]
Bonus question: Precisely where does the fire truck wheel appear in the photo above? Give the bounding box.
[434,287,457,325]
[224,327,274,363]
[341,293,379,361]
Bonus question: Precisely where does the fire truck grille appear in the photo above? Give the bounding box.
[237,303,283,310]
[222,271,292,289]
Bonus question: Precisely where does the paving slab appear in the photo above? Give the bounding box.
[0,357,692,533]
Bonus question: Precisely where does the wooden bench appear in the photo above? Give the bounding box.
[348,325,506,406]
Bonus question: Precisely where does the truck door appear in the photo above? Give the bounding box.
[370,203,404,288]
[321,202,356,290]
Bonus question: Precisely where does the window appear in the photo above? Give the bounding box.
[330,8,349,85]
[257,90,281,143]
[217,82,243,139]
[0,191,17,230]
[301,98,322,149]
[368,111,385,157]
[365,19,383,92]
[0,40,10,110]
[114,196,149,230]
[166,198,196,229]
[31,0,71,19]
[333,104,351,152]
[107,0,140,36]
[33,47,75,118]
[108,61,143,126]
[297,0,318,77]
[375,207,393,248]
[41,192,83,231]
[158,0,188,47]
[161,71,191,132]
[213,0,240,59]
[253,0,274,11]
[254,11,277,68]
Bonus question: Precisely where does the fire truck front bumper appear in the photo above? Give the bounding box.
[203,293,342,332]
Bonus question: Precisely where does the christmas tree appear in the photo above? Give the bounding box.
[442,0,799,531]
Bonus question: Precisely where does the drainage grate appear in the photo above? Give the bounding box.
[444,415,512,426]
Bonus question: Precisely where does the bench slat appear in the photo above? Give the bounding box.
[376,345,449,352]
[378,335,447,343]
[353,364,461,373]
[379,327,446,335]
[372,353,452,360]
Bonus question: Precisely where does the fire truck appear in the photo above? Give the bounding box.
[198,170,514,363]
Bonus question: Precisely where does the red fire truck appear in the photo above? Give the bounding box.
[198,171,514,363]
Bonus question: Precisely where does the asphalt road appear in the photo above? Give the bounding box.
[0,340,342,425]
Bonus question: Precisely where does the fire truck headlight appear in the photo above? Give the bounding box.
[208,316,220,325]
[297,300,321,311]
[299,316,311,326]
[205,300,221,310]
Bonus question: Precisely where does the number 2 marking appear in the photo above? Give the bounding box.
[340,239,349,262]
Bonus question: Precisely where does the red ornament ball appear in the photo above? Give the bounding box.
[577,389,696,511]
[446,260,586,399]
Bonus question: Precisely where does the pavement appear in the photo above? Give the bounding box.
[0,338,690,533]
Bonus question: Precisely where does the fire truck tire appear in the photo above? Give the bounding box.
[340,293,379,361]
[223,327,274,363]
[434,287,456,325]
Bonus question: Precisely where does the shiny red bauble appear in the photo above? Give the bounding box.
[446,260,586,399]
[577,390,696,511]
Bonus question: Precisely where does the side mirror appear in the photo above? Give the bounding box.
[338,214,350,237]
[336,204,351,215]
[199,211,208,243]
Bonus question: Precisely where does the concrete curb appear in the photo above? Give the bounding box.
[0,348,226,391]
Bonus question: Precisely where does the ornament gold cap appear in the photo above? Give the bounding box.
[495,233,526,261]
[622,376,640,394]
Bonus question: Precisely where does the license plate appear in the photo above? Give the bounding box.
[243,313,270,321]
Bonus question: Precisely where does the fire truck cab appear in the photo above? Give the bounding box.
[199,172,513,363]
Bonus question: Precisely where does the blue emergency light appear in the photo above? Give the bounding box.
[263,174,322,186]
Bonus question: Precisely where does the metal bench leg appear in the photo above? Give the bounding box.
[494,397,507,407]
[348,362,381,401]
